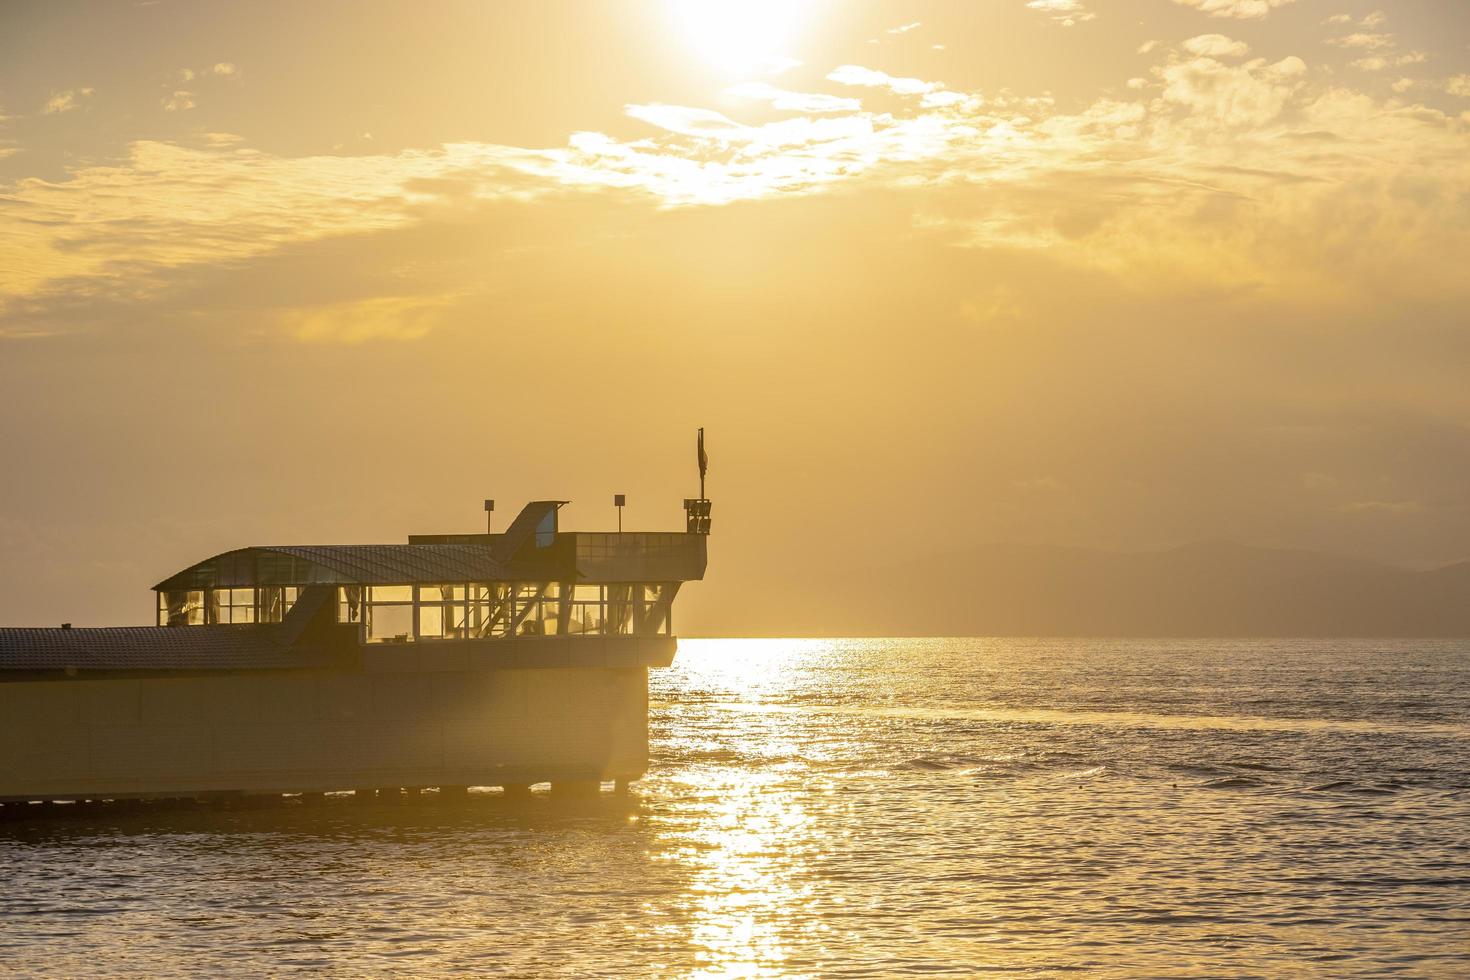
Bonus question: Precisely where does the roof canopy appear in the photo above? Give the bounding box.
[150,500,707,592]
[153,544,514,592]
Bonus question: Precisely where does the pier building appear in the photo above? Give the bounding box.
[0,497,710,803]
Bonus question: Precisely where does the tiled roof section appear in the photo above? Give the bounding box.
[0,625,354,674]
[153,543,513,591]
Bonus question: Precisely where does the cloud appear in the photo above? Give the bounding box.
[1324,17,1423,72]
[285,294,451,343]
[1328,33,1394,51]
[1025,0,1096,27]
[1350,51,1425,73]
[725,82,861,114]
[1446,75,1470,98]
[0,139,551,311]
[4,36,1469,348]
[624,103,750,140]
[886,22,921,35]
[827,65,942,96]
[1158,53,1307,127]
[212,62,238,77]
[1326,11,1387,29]
[42,88,93,114]
[163,90,195,111]
[1183,34,1251,58]
[1171,0,1295,19]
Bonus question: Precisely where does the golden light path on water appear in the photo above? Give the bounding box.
[649,637,1470,977]
[1,637,1467,977]
[654,641,825,978]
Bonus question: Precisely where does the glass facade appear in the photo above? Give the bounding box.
[159,587,302,626]
[162,581,674,639]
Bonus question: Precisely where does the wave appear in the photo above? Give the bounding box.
[709,701,1470,737]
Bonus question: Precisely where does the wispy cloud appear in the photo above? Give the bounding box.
[1328,33,1395,51]
[886,22,921,35]
[624,103,749,140]
[42,88,94,114]
[1026,0,1096,28]
[4,39,1468,343]
[162,90,195,112]
[1323,16,1424,73]
[286,294,453,343]
[1171,0,1295,19]
[726,82,860,114]
[827,65,942,97]
[1325,11,1386,29]
[1348,51,1425,73]
[1183,34,1250,58]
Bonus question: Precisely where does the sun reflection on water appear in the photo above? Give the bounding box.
[672,638,835,694]
[657,640,834,978]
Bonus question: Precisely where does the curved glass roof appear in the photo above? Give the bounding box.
[154,544,513,591]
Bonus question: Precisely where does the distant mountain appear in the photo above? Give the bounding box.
[756,541,1470,637]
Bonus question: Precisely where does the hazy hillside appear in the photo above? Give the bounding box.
[746,542,1470,638]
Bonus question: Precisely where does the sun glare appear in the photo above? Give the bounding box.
[668,0,813,75]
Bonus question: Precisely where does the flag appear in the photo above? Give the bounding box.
[697,427,708,482]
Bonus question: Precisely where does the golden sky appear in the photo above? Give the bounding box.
[2,0,1469,630]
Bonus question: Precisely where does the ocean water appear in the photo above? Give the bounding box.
[1,638,1467,978]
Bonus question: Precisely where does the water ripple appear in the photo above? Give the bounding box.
[0,637,1467,978]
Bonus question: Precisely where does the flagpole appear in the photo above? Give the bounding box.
[698,427,705,500]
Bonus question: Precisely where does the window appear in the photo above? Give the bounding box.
[605,584,635,635]
[568,584,605,635]
[210,587,257,624]
[418,585,466,640]
[535,509,557,547]
[258,586,302,624]
[365,585,414,643]
[162,590,205,626]
[642,583,671,634]
[338,586,364,624]
[513,583,550,635]
[465,583,507,637]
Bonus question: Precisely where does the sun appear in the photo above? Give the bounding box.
[668,0,814,75]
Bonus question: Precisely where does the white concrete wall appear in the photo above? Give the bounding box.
[0,665,650,801]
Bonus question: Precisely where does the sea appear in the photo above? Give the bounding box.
[1,638,1467,978]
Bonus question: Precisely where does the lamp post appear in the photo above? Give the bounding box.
[614,494,625,533]
[484,499,495,535]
